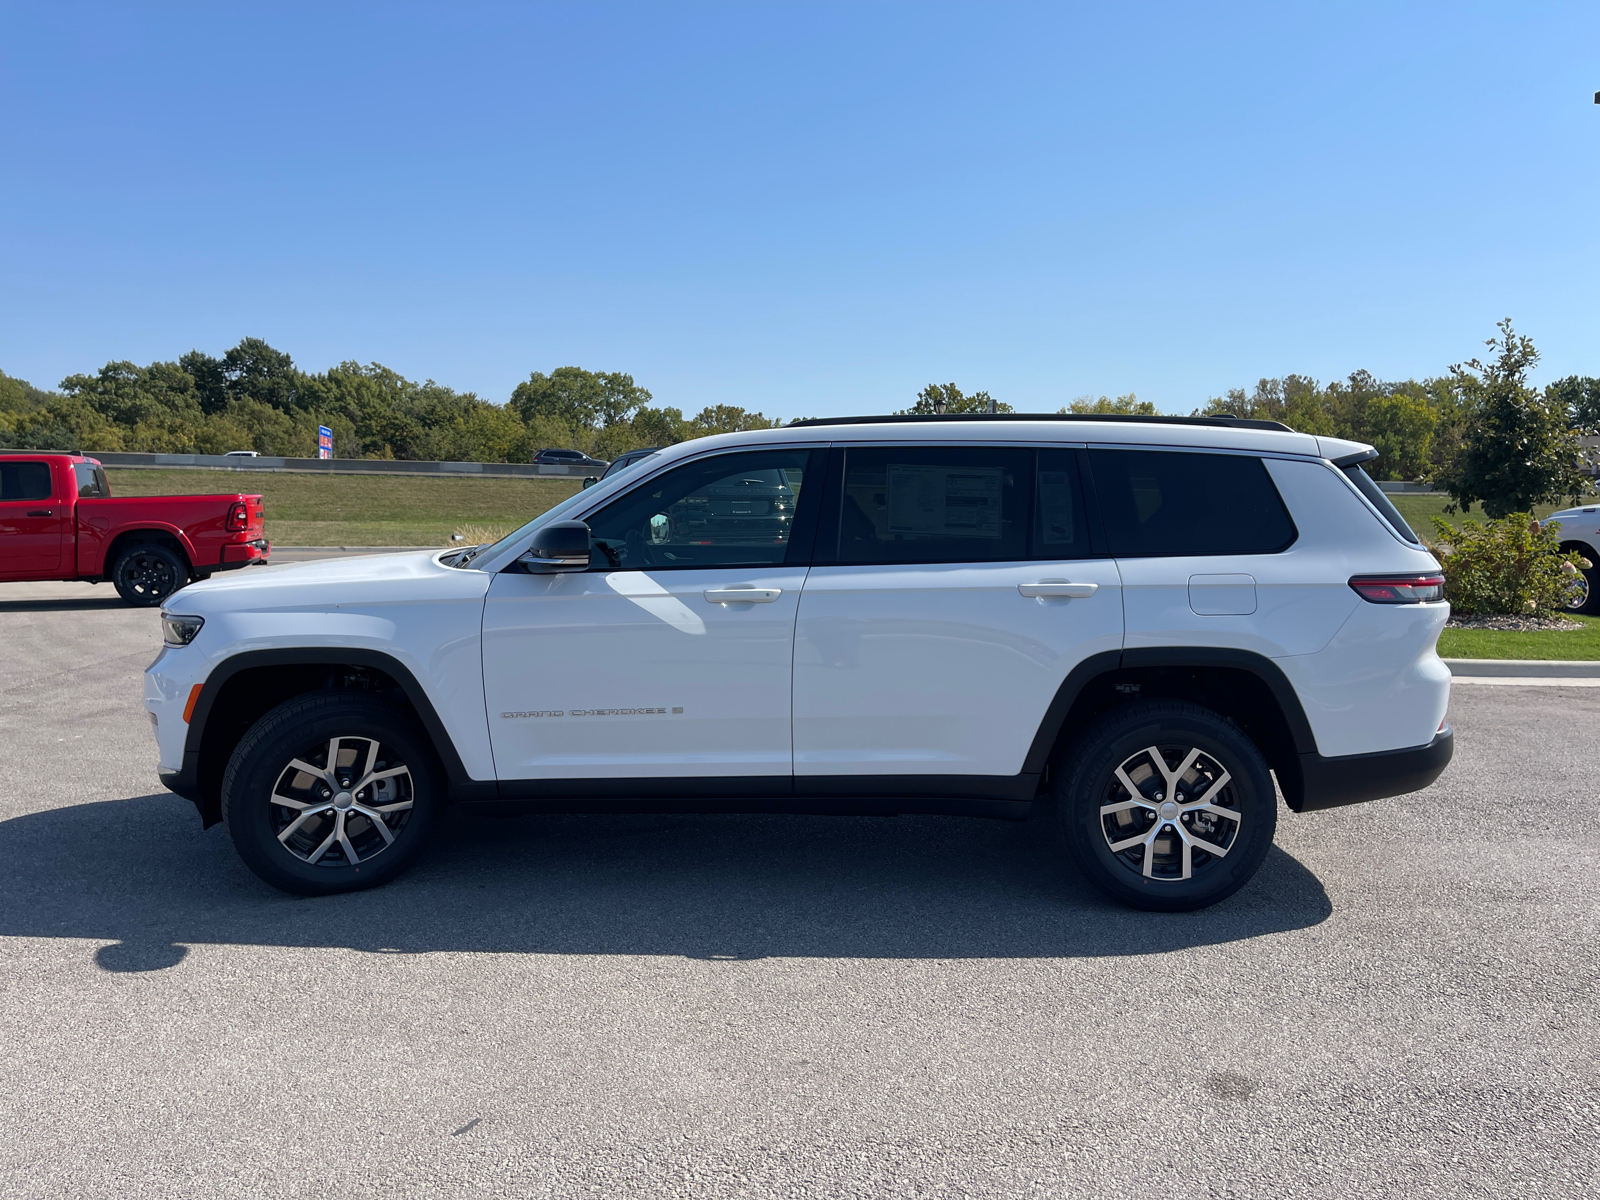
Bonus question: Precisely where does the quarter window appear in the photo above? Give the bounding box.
[586,449,815,570]
[74,463,108,498]
[1089,449,1297,557]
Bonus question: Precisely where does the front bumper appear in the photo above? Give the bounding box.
[1294,725,1454,812]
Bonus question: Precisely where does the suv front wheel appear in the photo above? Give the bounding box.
[1056,701,1278,911]
[221,693,443,895]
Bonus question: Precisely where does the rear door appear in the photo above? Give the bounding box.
[792,443,1123,780]
[0,457,69,579]
[483,447,821,781]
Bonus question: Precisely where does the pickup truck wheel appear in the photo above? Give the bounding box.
[221,693,443,895]
[111,543,187,607]
[1054,700,1277,912]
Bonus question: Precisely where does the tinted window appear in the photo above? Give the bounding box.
[1033,449,1092,558]
[0,461,53,502]
[1342,464,1420,544]
[1089,449,1296,557]
[74,463,108,498]
[837,446,1032,564]
[587,449,814,570]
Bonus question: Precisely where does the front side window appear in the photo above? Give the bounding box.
[1089,448,1297,557]
[586,449,815,570]
[0,461,53,502]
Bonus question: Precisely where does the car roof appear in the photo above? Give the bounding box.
[642,416,1359,463]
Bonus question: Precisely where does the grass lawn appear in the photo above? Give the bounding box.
[106,468,582,546]
[1388,492,1600,535]
[1436,614,1600,660]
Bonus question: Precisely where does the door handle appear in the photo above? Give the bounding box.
[704,587,782,604]
[26,510,52,517]
[1018,581,1098,598]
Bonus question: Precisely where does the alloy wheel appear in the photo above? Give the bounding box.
[269,734,414,867]
[1099,744,1243,882]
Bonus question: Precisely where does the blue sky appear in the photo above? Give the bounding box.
[2,2,1596,419]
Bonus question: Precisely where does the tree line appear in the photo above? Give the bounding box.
[2,320,1594,516]
[0,339,780,465]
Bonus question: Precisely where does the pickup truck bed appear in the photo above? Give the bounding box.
[1,452,268,605]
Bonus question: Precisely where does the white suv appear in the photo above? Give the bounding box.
[146,415,1453,910]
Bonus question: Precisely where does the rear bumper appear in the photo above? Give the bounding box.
[1294,725,1453,813]
[215,538,270,570]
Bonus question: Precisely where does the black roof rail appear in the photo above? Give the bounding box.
[786,413,1295,433]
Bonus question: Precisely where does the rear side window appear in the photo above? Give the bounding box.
[1341,464,1421,544]
[837,446,1032,564]
[1089,449,1297,557]
[74,463,109,498]
[0,461,53,501]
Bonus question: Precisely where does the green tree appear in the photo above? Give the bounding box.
[1365,395,1438,481]
[899,383,1011,415]
[1434,320,1586,518]
[510,367,652,430]
[1063,393,1156,416]
[1546,375,1600,432]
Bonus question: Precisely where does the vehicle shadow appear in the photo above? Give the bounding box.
[0,794,1333,971]
[0,595,129,613]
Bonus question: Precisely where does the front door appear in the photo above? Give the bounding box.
[0,458,68,579]
[793,444,1123,779]
[482,447,821,781]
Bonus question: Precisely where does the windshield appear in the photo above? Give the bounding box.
[456,487,598,568]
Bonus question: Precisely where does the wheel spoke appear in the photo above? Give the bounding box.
[1180,836,1193,880]
[288,758,332,784]
[1142,837,1157,878]
[1113,767,1152,807]
[1100,797,1149,818]
[1108,831,1152,854]
[1179,823,1231,858]
[353,805,395,845]
[1166,747,1202,793]
[305,822,339,863]
[271,793,309,810]
[276,807,325,843]
[361,738,380,783]
[355,765,408,792]
[326,738,344,779]
[1191,802,1241,826]
[337,812,361,864]
[1184,770,1233,810]
[368,799,413,815]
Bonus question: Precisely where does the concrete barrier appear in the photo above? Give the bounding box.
[2,449,598,479]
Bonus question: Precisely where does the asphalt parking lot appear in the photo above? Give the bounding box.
[1,579,1596,1200]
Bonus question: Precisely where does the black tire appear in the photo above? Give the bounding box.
[1055,700,1277,912]
[1563,547,1600,616]
[111,542,188,607]
[221,692,443,895]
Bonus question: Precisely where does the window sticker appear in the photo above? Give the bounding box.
[886,464,1003,539]
[1038,471,1076,543]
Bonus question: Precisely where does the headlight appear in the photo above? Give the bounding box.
[162,614,205,646]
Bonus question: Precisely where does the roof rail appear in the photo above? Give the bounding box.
[786,413,1294,433]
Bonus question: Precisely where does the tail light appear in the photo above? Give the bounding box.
[226,502,249,532]
[1349,573,1445,604]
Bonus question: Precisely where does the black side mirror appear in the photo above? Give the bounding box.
[581,476,598,489]
[517,520,591,572]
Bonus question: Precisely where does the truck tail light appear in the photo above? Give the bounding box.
[1349,573,1445,604]
[226,502,249,532]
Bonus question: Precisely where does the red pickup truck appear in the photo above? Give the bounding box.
[0,452,269,606]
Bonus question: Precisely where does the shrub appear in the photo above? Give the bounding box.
[1428,512,1590,616]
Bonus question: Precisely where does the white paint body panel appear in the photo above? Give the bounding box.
[793,559,1124,776]
[482,567,808,778]
[144,551,496,778]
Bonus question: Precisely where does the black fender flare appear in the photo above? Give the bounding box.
[168,648,494,821]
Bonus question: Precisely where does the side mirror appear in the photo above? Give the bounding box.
[581,476,598,489]
[517,520,591,572]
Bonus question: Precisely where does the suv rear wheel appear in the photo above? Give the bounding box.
[221,693,442,895]
[1055,700,1277,911]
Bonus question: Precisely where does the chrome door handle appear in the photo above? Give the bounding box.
[1018,581,1098,598]
[704,587,782,604]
